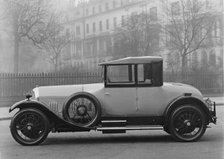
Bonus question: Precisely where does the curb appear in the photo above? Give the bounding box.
[0,117,11,121]
[216,103,224,106]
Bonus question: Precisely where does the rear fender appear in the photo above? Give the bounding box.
[9,99,90,131]
[163,96,213,127]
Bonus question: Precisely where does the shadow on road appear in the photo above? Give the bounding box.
[43,130,221,146]
[44,134,178,145]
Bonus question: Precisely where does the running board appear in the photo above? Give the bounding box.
[101,120,127,127]
[97,126,163,134]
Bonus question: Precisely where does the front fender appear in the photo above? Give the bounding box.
[9,99,46,113]
[9,99,91,131]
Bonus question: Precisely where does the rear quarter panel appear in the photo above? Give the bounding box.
[136,83,203,116]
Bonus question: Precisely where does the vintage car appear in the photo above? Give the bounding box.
[9,56,216,145]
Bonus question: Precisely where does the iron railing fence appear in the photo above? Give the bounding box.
[0,72,223,107]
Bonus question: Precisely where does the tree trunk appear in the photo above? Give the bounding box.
[54,57,58,72]
[13,12,20,73]
[14,32,20,73]
[181,55,187,82]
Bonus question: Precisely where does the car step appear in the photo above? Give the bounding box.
[101,120,127,127]
[97,125,163,134]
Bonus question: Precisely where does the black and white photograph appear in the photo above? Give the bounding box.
[0,0,223,158]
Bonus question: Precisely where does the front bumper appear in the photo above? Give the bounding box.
[210,102,217,124]
[204,98,217,124]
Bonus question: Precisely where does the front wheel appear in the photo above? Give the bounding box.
[10,108,50,146]
[169,105,207,142]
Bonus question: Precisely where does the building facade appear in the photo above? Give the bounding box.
[62,0,223,71]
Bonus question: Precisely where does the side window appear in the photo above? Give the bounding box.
[107,65,134,85]
[137,64,153,85]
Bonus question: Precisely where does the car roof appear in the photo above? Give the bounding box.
[99,56,163,65]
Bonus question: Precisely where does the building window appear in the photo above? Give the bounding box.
[76,42,82,58]
[99,5,102,12]
[99,39,105,56]
[113,17,117,28]
[92,7,95,14]
[72,42,76,58]
[86,8,89,15]
[76,26,81,35]
[106,37,112,55]
[213,20,217,38]
[205,0,210,8]
[93,22,96,33]
[150,7,157,21]
[99,21,102,31]
[214,20,220,40]
[202,51,208,66]
[121,0,123,6]
[171,1,180,15]
[86,24,89,34]
[76,11,80,16]
[66,28,70,38]
[65,44,71,60]
[121,15,125,26]
[192,51,198,68]
[105,2,109,11]
[86,41,94,57]
[106,19,109,30]
[113,0,116,8]
[131,11,137,16]
[209,51,216,66]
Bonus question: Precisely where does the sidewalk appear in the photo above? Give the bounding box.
[0,107,16,120]
[0,96,223,121]
[209,96,224,106]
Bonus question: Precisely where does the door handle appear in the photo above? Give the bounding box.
[105,92,110,95]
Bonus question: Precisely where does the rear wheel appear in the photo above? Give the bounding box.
[169,105,206,142]
[10,108,50,146]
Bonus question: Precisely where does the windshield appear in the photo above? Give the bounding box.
[100,66,104,82]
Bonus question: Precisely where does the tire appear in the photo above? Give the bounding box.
[169,105,206,142]
[63,94,101,127]
[10,108,50,146]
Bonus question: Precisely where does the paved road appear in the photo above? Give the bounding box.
[0,106,223,159]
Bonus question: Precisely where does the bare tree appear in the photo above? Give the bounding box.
[3,0,49,73]
[36,14,70,72]
[163,0,215,75]
[113,13,161,58]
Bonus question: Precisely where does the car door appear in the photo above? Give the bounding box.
[103,87,137,116]
[136,63,165,116]
[137,87,165,116]
[102,64,137,116]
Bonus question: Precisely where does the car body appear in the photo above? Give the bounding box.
[9,56,217,145]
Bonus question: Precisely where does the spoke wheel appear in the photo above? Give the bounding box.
[10,108,50,146]
[169,105,206,142]
[63,95,101,127]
